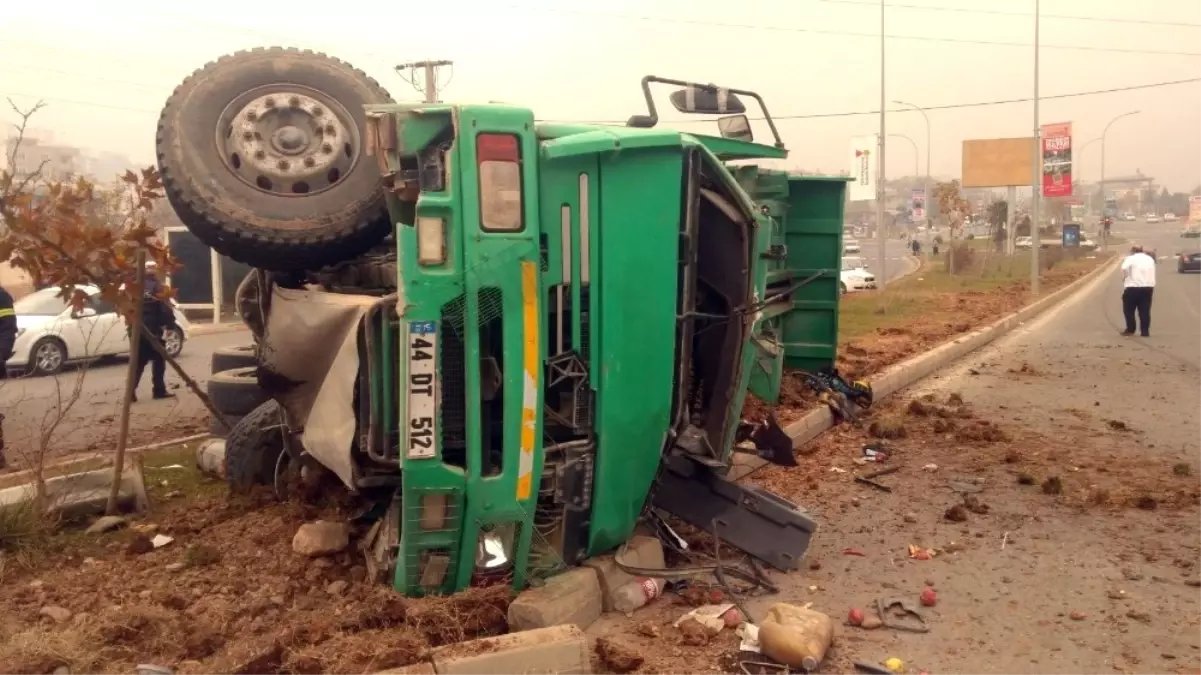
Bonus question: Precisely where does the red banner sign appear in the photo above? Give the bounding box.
[1041,122,1072,198]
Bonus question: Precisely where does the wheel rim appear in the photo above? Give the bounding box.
[163,329,182,356]
[216,84,362,205]
[35,342,62,372]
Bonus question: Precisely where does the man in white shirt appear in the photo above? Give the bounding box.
[1119,244,1157,337]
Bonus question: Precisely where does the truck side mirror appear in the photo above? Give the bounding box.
[717,114,753,142]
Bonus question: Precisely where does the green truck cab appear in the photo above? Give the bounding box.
[156,53,848,596]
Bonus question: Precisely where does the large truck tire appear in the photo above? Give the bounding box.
[225,400,285,490]
[156,47,395,272]
[207,366,269,416]
[211,344,258,373]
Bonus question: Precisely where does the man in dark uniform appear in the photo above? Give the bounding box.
[0,283,16,469]
[131,263,180,402]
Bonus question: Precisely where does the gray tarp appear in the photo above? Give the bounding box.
[259,286,377,489]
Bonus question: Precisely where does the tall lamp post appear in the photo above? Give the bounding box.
[875,0,887,288]
[894,100,931,237]
[1100,110,1141,246]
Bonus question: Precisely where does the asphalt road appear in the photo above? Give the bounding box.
[852,236,916,284]
[0,329,250,465]
[746,223,1200,673]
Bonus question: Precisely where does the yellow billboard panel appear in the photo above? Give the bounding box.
[961,137,1037,188]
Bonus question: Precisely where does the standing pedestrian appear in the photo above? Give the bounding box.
[0,283,16,469]
[910,238,920,256]
[1119,244,1156,337]
[130,263,180,402]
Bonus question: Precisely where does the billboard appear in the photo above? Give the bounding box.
[1190,195,1201,222]
[911,188,926,220]
[1041,122,1072,198]
[961,137,1036,188]
[848,135,877,202]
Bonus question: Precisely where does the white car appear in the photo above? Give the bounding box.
[6,285,190,376]
[1146,213,1160,224]
[843,238,862,254]
[1163,213,1178,222]
[840,256,877,294]
[1015,236,1034,250]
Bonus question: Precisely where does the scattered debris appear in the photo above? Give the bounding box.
[842,548,867,557]
[876,596,929,632]
[1125,609,1151,623]
[922,463,939,472]
[126,534,154,555]
[39,605,72,623]
[855,465,900,492]
[947,392,964,405]
[903,512,918,524]
[860,614,883,630]
[1135,496,1158,510]
[1172,463,1192,477]
[1041,476,1063,495]
[85,515,127,534]
[635,621,660,638]
[1003,449,1023,463]
[919,588,937,607]
[868,417,908,440]
[135,665,173,675]
[963,495,990,514]
[944,505,968,522]
[848,608,865,626]
[1001,532,1009,550]
[1070,611,1086,621]
[861,445,889,462]
[948,480,982,494]
[595,637,644,673]
[906,400,932,417]
[885,657,906,674]
[757,603,835,671]
[1107,589,1128,600]
[165,562,186,572]
[931,418,956,433]
[1106,419,1130,432]
[907,544,935,561]
[1017,473,1036,485]
[184,544,221,568]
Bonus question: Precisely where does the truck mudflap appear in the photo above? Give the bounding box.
[651,454,817,572]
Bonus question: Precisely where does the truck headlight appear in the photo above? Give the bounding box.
[416,216,446,266]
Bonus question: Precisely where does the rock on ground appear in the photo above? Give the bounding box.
[292,520,350,557]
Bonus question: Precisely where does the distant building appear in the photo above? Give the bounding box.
[4,135,83,184]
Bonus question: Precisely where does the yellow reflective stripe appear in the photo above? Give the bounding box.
[0,308,14,318]
[515,260,539,501]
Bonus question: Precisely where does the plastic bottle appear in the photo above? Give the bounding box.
[611,577,666,613]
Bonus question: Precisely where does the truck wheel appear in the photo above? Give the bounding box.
[207,366,269,416]
[210,412,244,437]
[157,47,395,272]
[211,344,258,373]
[225,400,285,491]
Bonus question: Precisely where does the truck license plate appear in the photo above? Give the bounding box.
[406,321,438,459]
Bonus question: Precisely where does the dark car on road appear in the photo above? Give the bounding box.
[1181,226,1200,239]
[1177,240,1201,273]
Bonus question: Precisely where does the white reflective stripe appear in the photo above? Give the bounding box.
[685,86,696,112]
[717,88,730,113]
[579,174,591,284]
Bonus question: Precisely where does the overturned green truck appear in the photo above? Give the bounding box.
[159,49,850,595]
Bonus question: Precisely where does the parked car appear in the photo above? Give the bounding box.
[840,256,878,294]
[1015,236,1034,250]
[1122,212,1136,222]
[1163,212,1178,222]
[1146,213,1161,224]
[1182,227,1201,239]
[1178,242,1201,273]
[1079,237,1098,251]
[843,238,862,254]
[5,285,190,375]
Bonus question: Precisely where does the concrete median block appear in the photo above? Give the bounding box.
[507,567,601,632]
[431,624,592,674]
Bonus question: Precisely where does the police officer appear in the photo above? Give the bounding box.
[0,283,15,469]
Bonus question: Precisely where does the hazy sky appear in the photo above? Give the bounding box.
[3,0,1199,191]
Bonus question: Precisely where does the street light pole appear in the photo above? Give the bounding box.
[876,0,887,286]
[1030,0,1041,295]
[894,100,931,238]
[1100,110,1141,246]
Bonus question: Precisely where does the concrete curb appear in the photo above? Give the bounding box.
[0,433,211,490]
[729,254,1119,481]
[188,322,248,337]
